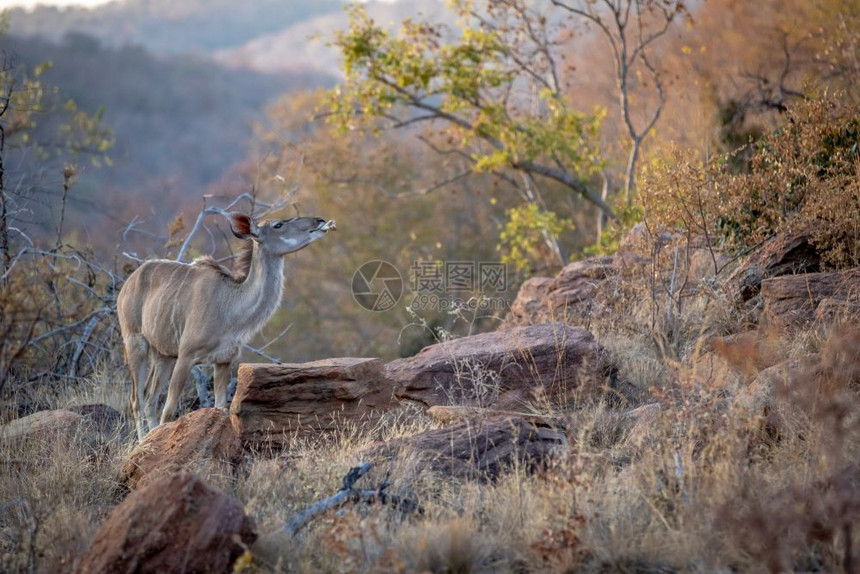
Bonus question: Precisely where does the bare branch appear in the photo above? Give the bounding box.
[242,343,282,364]
[27,306,111,347]
[282,462,374,536]
[175,206,231,262]
[255,322,293,353]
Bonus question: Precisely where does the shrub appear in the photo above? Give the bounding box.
[641,94,860,269]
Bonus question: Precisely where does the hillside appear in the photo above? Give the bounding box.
[0,32,334,247]
[214,0,452,78]
[5,0,342,55]
[0,1,859,571]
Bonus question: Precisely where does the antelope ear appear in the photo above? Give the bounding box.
[229,213,259,240]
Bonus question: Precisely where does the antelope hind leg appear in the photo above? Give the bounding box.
[124,334,150,443]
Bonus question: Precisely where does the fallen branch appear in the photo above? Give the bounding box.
[281,462,422,536]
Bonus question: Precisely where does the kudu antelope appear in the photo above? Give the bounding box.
[117,213,336,442]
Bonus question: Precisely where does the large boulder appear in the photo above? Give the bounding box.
[728,233,821,305]
[761,268,860,326]
[120,408,243,490]
[386,323,615,409]
[363,415,567,481]
[0,409,97,448]
[508,256,617,324]
[230,358,394,448]
[76,472,256,574]
[67,404,127,437]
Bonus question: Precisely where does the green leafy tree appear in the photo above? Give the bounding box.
[325,0,692,268]
[325,1,611,228]
[498,203,573,278]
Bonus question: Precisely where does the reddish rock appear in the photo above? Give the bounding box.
[731,328,860,444]
[761,268,860,326]
[230,358,394,447]
[508,256,617,324]
[728,233,821,304]
[385,323,615,409]
[76,472,256,574]
[364,415,567,481]
[706,330,782,376]
[120,408,243,490]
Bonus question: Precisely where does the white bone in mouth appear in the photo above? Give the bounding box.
[320,220,337,232]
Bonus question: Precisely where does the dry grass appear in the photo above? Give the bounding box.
[2,267,860,574]
[0,418,133,572]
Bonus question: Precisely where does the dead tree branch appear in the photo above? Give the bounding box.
[281,462,422,536]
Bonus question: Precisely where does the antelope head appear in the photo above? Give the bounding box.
[230,213,336,256]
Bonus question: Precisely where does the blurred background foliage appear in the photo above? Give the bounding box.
[0,0,858,375]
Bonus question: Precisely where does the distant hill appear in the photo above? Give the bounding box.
[1,32,334,247]
[1,0,451,250]
[214,0,452,78]
[6,0,342,55]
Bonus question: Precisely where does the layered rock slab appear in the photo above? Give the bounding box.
[231,357,394,447]
[386,323,614,409]
[508,256,617,324]
[762,267,860,326]
[364,415,567,481]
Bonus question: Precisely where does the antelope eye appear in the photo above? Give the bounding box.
[273,222,283,229]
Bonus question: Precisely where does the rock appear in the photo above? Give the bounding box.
[508,256,618,324]
[76,472,256,574]
[120,408,243,490]
[427,405,559,426]
[230,358,394,447]
[67,404,127,437]
[728,233,821,304]
[761,268,860,326]
[815,297,860,324]
[364,416,567,481]
[386,323,615,409]
[0,409,89,443]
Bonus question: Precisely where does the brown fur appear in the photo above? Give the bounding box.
[192,242,255,282]
[118,214,333,442]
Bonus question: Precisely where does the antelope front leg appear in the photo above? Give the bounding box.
[160,355,195,425]
[214,363,232,410]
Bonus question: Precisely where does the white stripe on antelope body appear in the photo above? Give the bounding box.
[117,213,336,442]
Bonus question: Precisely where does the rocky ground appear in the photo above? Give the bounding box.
[1,231,859,573]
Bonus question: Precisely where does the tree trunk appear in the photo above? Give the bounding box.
[624,137,642,207]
